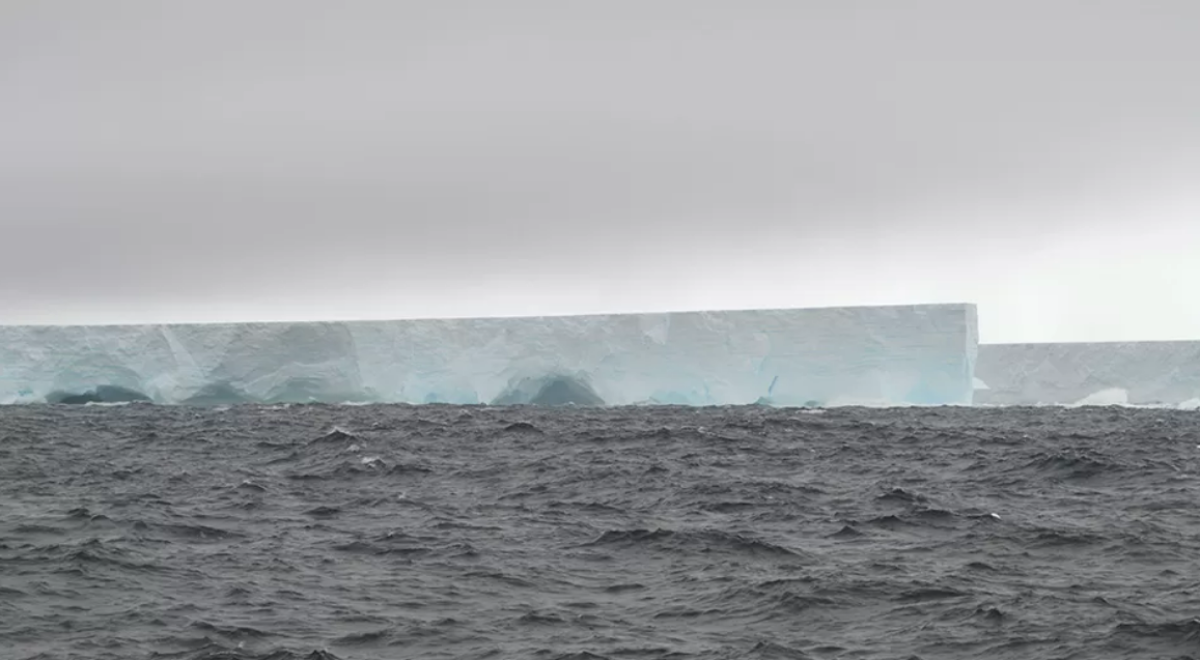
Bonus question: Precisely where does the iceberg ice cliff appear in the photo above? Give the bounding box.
[0,304,978,406]
[975,341,1200,406]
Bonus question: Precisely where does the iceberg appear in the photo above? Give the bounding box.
[0,304,979,407]
[974,341,1200,406]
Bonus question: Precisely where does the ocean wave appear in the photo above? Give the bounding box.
[2,403,1198,659]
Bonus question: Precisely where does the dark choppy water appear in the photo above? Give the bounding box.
[2,404,1199,660]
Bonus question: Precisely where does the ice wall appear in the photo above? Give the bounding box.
[0,304,979,406]
[974,341,1200,406]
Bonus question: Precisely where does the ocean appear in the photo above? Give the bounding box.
[2,403,1198,660]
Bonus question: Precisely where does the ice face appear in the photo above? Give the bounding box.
[975,341,1200,406]
[0,304,978,406]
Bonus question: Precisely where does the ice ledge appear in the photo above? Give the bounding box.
[0,304,978,407]
[975,340,1200,406]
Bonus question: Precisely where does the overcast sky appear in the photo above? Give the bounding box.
[2,1,1198,343]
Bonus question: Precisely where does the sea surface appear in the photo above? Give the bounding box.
[2,404,1199,660]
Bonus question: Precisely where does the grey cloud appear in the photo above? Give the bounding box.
[1,1,1198,338]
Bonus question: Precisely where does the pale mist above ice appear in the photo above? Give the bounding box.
[0,305,979,407]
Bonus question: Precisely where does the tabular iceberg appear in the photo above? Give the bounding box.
[974,341,1200,407]
[0,304,979,407]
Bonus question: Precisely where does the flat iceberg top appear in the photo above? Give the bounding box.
[0,304,978,407]
[0,302,978,329]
